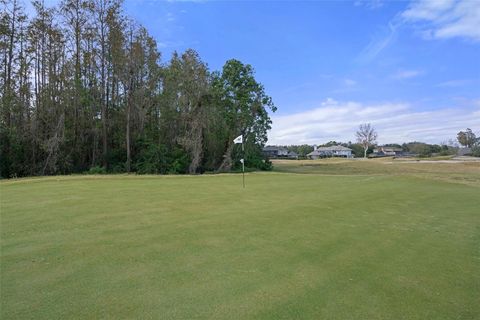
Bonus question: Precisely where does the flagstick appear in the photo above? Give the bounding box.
[233,134,245,188]
[242,140,245,188]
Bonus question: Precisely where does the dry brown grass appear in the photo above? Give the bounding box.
[272,157,480,187]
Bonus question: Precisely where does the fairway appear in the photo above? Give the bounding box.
[1,163,479,319]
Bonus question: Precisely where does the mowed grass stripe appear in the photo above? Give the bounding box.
[1,173,479,319]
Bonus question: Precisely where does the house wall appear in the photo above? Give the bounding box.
[334,151,352,158]
[309,150,353,159]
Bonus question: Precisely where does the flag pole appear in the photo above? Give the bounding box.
[242,139,245,188]
[233,134,245,188]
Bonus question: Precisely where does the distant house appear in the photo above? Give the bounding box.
[371,146,418,158]
[307,145,353,159]
[372,146,404,157]
[262,146,298,159]
[457,147,472,156]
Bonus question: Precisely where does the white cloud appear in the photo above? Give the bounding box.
[436,79,472,87]
[357,21,400,63]
[344,79,357,86]
[166,12,176,22]
[157,40,183,48]
[268,98,480,145]
[401,0,480,41]
[354,0,384,10]
[392,69,424,79]
[357,0,480,63]
[402,0,455,20]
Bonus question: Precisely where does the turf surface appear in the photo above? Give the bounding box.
[1,161,479,319]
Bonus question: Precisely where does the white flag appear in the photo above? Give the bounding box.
[233,135,243,144]
[240,159,244,164]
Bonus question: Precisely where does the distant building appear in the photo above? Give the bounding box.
[372,146,404,157]
[457,147,472,156]
[371,146,419,158]
[307,145,353,159]
[262,146,298,159]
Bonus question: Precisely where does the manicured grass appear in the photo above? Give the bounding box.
[1,163,479,319]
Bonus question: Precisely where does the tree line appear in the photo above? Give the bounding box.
[278,126,479,159]
[280,140,466,159]
[0,0,276,178]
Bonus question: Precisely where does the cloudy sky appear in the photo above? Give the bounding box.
[31,0,480,144]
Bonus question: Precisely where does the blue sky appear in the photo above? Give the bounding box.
[34,0,480,144]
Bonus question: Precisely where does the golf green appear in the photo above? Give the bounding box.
[1,170,479,319]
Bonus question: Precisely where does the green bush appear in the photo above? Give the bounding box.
[134,141,189,174]
[87,166,107,174]
[135,143,169,174]
[167,147,190,174]
[231,140,273,171]
[246,157,272,171]
[110,164,126,174]
[439,145,457,156]
[472,146,480,157]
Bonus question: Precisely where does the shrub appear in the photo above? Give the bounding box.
[472,146,480,157]
[135,143,168,174]
[134,142,189,174]
[167,147,190,174]
[111,164,126,174]
[87,166,107,174]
